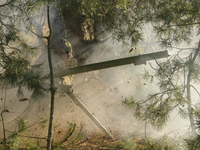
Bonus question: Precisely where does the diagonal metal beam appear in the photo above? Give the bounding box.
[55,50,169,78]
[67,90,115,140]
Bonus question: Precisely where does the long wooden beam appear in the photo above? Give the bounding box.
[55,50,169,77]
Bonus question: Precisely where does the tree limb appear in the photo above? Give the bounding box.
[0,0,14,8]
[60,123,76,144]
[186,39,200,133]
[26,27,48,39]
[190,85,200,97]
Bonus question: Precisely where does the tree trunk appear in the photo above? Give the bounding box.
[46,2,56,150]
[186,40,200,133]
[187,69,195,133]
[1,85,7,149]
[1,112,6,149]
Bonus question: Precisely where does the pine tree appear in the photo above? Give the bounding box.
[124,42,200,130]
[3,0,200,148]
[146,0,200,47]
[57,0,150,45]
[0,0,49,149]
[123,0,200,133]
[0,0,48,100]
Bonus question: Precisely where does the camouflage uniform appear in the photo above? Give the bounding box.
[60,38,73,59]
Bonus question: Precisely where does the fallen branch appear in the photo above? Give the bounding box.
[60,123,76,144]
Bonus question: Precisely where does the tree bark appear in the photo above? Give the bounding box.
[46,2,56,150]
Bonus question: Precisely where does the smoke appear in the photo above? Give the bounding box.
[1,4,197,146]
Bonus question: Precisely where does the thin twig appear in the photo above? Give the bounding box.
[60,124,76,144]
[96,47,107,63]
[17,135,47,140]
[5,105,30,124]
[26,27,48,39]
[5,118,42,133]
[190,85,200,97]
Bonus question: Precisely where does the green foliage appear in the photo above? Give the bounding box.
[117,136,181,150]
[59,0,147,45]
[123,48,200,129]
[0,57,48,99]
[117,137,137,149]
[147,0,200,47]
[57,0,200,47]
[184,119,200,150]
[0,0,49,100]
[43,123,82,150]
[52,142,63,150]
[2,0,200,48]
[122,97,143,119]
[142,69,155,83]
[5,117,28,150]
[185,135,200,150]
[190,63,200,83]
[39,118,48,129]
[26,140,41,150]
[65,123,83,146]
[75,131,83,143]
[7,133,20,150]
[122,97,136,108]
[17,117,28,132]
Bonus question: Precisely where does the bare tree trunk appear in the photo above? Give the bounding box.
[187,40,200,133]
[1,111,6,149]
[46,2,56,150]
[1,85,7,149]
[187,69,195,133]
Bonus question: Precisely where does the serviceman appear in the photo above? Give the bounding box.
[62,38,73,60]
[53,30,73,61]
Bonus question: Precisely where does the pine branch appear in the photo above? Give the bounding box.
[5,118,41,133]
[154,59,176,89]
[165,22,200,28]
[60,123,76,144]
[5,106,30,125]
[190,85,200,97]
[192,40,200,62]
[26,27,48,39]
